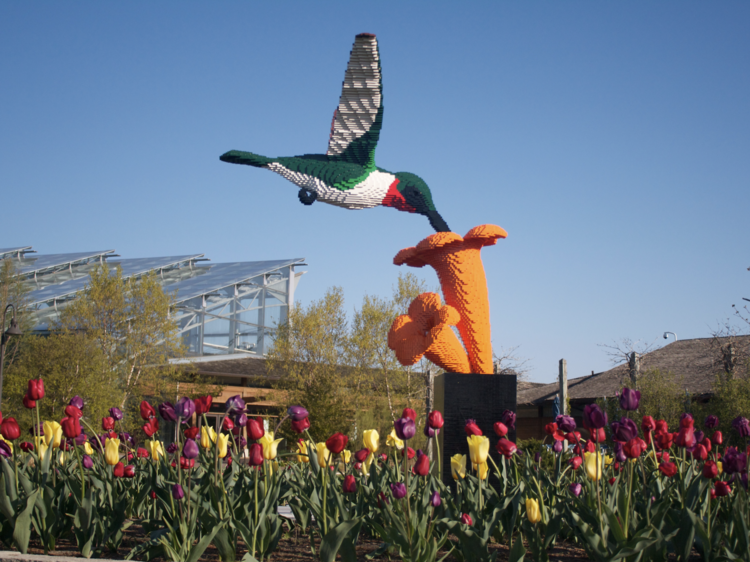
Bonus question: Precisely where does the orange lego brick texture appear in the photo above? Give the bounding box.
[392,224,507,374]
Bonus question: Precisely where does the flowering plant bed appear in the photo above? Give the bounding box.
[0,378,748,561]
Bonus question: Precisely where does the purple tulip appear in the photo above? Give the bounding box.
[394,417,416,440]
[175,397,195,420]
[158,402,177,422]
[424,424,435,438]
[430,491,441,507]
[501,410,516,430]
[694,430,705,444]
[723,447,747,474]
[172,484,185,500]
[614,442,627,463]
[119,432,134,446]
[742,473,748,491]
[182,438,199,459]
[89,435,106,452]
[610,418,638,443]
[555,415,576,433]
[287,405,309,422]
[569,483,582,497]
[82,455,93,469]
[237,436,247,449]
[69,396,84,410]
[0,442,11,458]
[31,423,44,437]
[166,442,178,454]
[704,415,719,429]
[390,482,407,499]
[74,433,87,447]
[552,441,563,454]
[234,413,248,427]
[583,404,608,429]
[225,395,246,414]
[534,452,542,463]
[732,416,750,438]
[109,407,123,421]
[619,387,641,411]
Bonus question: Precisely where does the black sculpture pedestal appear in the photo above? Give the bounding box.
[433,372,517,483]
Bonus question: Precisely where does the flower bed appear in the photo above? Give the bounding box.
[0,379,748,561]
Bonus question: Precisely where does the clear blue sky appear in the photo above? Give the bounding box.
[2,2,748,383]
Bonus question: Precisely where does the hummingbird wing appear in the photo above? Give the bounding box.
[326,33,383,169]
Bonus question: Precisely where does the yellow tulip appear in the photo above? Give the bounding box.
[58,451,67,465]
[104,438,120,466]
[259,431,282,460]
[83,442,94,455]
[201,426,217,449]
[451,454,466,479]
[337,449,352,472]
[386,429,404,450]
[296,440,309,463]
[363,429,380,453]
[583,452,602,481]
[43,421,62,449]
[467,435,490,466]
[525,498,542,524]
[217,434,229,459]
[316,442,332,468]
[363,452,375,474]
[604,455,613,466]
[717,461,723,475]
[34,436,47,458]
[474,461,489,480]
[146,439,164,460]
[0,435,13,453]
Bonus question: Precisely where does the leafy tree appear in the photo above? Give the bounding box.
[0,259,30,394]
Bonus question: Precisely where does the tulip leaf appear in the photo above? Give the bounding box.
[319,517,362,562]
[12,490,39,554]
[509,530,526,562]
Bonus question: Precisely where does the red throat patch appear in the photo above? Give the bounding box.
[382,179,417,213]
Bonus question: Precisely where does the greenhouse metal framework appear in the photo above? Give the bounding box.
[0,246,305,357]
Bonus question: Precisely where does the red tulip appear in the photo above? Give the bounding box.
[565,431,581,443]
[136,447,148,458]
[61,416,81,439]
[113,462,125,478]
[624,438,647,459]
[124,465,135,478]
[27,379,45,401]
[291,417,310,433]
[608,477,616,485]
[248,443,263,466]
[194,396,213,415]
[656,432,674,451]
[222,417,234,431]
[20,442,34,452]
[659,461,678,477]
[496,438,517,459]
[354,448,370,462]
[413,452,430,476]
[184,427,199,440]
[247,418,265,441]
[464,420,482,436]
[325,433,348,454]
[0,418,21,441]
[22,395,36,409]
[544,422,558,436]
[180,457,195,470]
[712,431,723,445]
[675,427,695,448]
[149,491,157,500]
[64,405,83,419]
[641,415,656,433]
[342,474,357,494]
[460,513,473,526]
[428,411,444,429]
[102,417,115,431]
[691,444,708,461]
[142,418,159,437]
[569,456,583,469]
[714,481,731,497]
[701,437,712,453]
[493,422,508,437]
[139,401,155,420]
[703,460,718,479]
[401,447,416,459]
[401,408,417,421]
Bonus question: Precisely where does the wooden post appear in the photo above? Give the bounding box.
[558,359,568,416]
[629,352,640,385]
[425,365,435,461]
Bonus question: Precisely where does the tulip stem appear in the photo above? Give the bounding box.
[435,429,442,482]
[73,444,85,504]
[322,465,328,535]
[595,447,605,546]
[252,466,259,557]
[623,461,633,539]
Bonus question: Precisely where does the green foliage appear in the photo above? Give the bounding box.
[696,362,750,447]
[517,438,554,472]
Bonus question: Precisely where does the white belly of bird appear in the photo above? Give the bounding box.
[266,164,394,210]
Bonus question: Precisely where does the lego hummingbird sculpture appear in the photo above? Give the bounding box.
[220,33,450,233]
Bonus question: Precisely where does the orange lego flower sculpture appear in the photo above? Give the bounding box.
[391,225,507,374]
[388,293,472,374]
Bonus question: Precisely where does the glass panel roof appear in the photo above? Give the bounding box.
[0,246,33,259]
[18,251,115,275]
[27,254,204,305]
[170,259,305,303]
